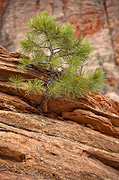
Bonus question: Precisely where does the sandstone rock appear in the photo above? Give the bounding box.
[0,46,119,179]
[0,170,39,180]
[0,111,119,180]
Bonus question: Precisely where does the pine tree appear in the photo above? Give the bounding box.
[9,11,105,110]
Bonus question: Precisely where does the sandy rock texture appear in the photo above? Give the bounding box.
[0,46,119,179]
[0,0,119,101]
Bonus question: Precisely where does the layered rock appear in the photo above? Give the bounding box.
[0,0,119,101]
[0,110,119,180]
[0,46,119,179]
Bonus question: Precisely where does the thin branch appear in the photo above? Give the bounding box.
[53,47,60,51]
[83,60,89,66]
[23,61,50,66]
[44,30,50,42]
[49,42,55,81]
[23,79,46,83]
[38,62,50,64]
[47,79,52,88]
[52,40,69,45]
[58,53,75,58]
[30,39,50,49]
[54,49,62,55]
[52,41,79,52]
[53,45,79,55]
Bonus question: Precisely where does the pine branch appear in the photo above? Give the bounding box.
[28,39,50,49]
[58,52,75,58]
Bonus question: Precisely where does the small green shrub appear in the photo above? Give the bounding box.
[9,11,105,106]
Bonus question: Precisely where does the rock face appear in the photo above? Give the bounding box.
[0,0,119,101]
[0,46,119,179]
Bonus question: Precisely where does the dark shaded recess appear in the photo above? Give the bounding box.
[0,0,10,29]
[0,147,26,162]
[36,0,40,7]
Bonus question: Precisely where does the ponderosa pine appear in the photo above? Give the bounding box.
[9,11,105,109]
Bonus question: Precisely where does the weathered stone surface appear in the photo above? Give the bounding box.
[0,170,39,180]
[0,91,40,114]
[0,0,8,26]
[0,110,119,179]
[0,47,119,179]
[0,0,119,101]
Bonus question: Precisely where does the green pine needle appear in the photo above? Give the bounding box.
[9,75,24,89]
[23,79,45,95]
[9,11,106,100]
